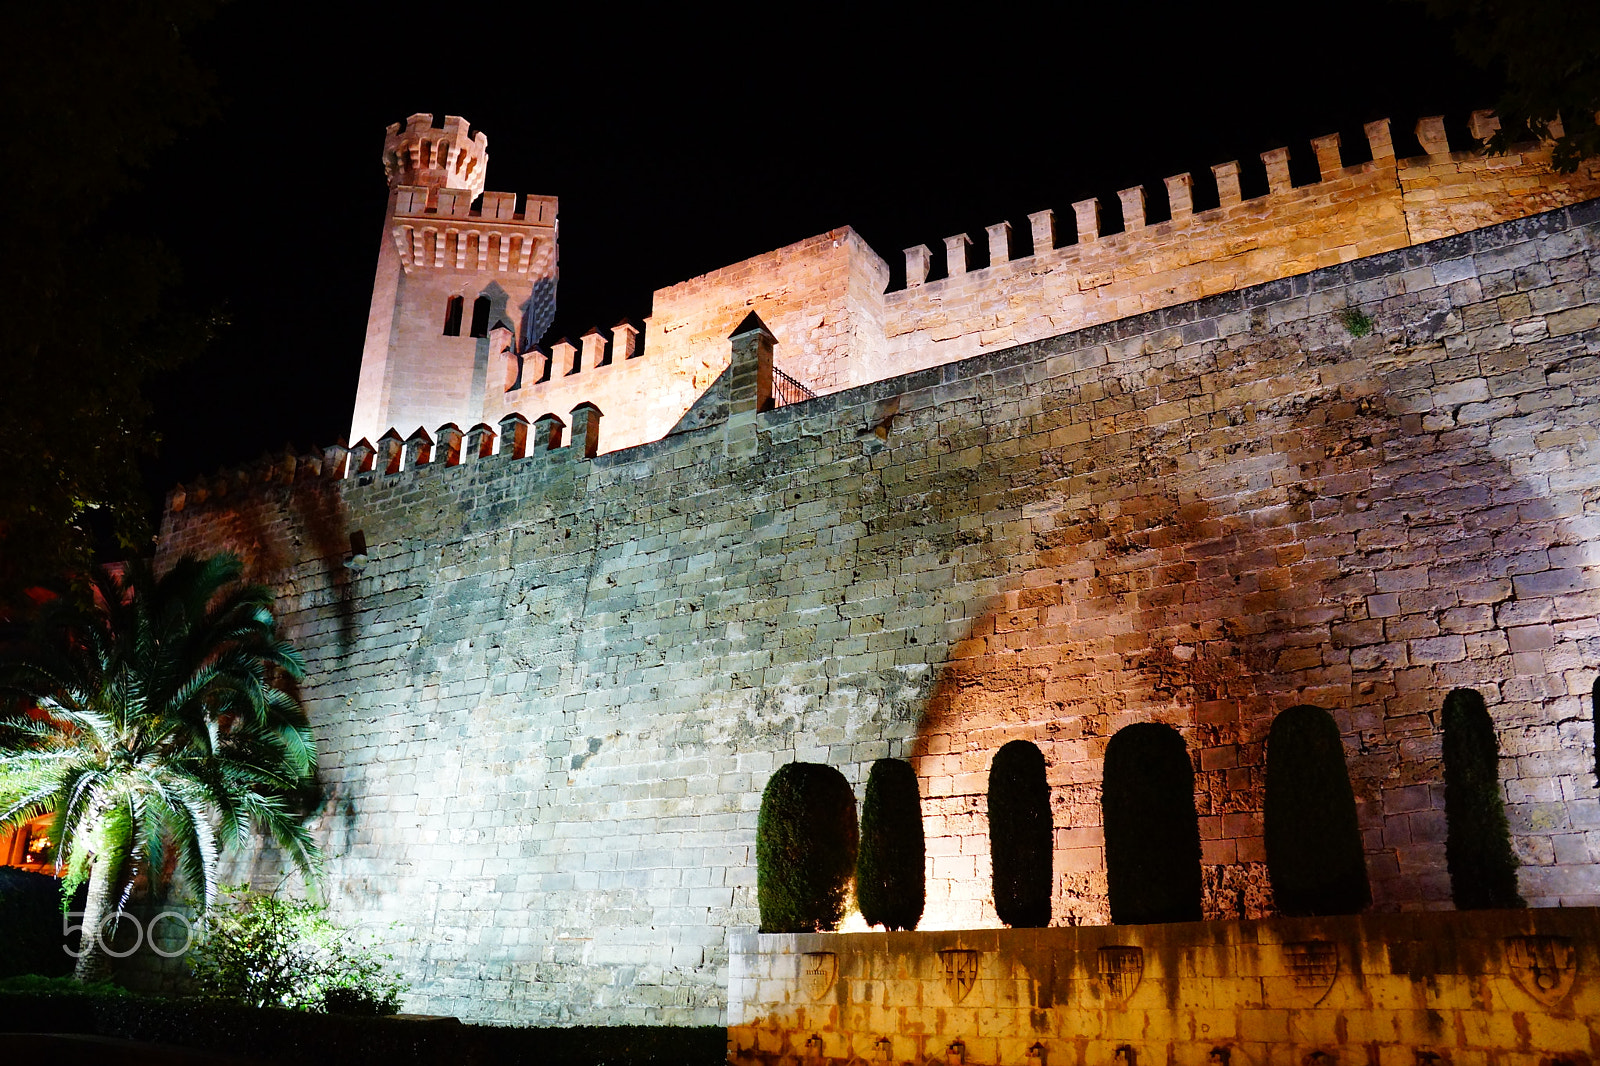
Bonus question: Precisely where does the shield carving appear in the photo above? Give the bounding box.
[1506,936,1577,1007]
[1098,946,1144,1003]
[801,951,838,1001]
[939,949,981,1003]
[1283,941,1339,1003]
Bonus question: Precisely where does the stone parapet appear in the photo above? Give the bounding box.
[729,910,1600,1066]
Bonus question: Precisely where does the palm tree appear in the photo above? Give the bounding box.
[0,553,319,980]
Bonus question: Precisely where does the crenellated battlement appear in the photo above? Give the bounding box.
[892,114,1492,289]
[389,187,557,275]
[382,113,488,203]
[860,110,1600,382]
[352,105,1600,476]
[167,402,602,516]
[503,319,642,392]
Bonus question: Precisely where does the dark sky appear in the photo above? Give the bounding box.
[138,1,1499,499]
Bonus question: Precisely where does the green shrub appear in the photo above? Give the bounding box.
[0,868,73,978]
[1265,705,1371,916]
[856,758,925,931]
[1102,723,1203,925]
[756,762,859,933]
[188,885,406,1014]
[1442,687,1524,909]
[1337,307,1374,337]
[0,973,127,995]
[988,740,1052,928]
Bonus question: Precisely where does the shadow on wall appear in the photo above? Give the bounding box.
[902,319,1598,925]
[519,275,557,354]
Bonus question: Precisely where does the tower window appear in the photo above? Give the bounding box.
[469,295,491,338]
[442,296,463,336]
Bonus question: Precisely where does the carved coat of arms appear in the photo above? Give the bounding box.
[1506,935,1577,1006]
[1099,946,1144,1003]
[801,951,838,1001]
[939,949,981,1003]
[1283,941,1339,1003]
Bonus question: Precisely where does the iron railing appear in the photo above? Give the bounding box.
[772,366,816,408]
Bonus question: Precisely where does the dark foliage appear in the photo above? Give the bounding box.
[856,758,925,931]
[0,2,220,598]
[988,740,1053,928]
[0,987,722,1065]
[1101,723,1203,925]
[1264,706,1371,916]
[1418,0,1600,171]
[0,869,74,979]
[756,762,859,933]
[1442,688,1524,909]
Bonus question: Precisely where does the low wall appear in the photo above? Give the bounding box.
[729,911,1600,1066]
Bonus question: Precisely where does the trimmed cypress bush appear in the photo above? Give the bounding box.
[756,762,859,933]
[1102,723,1203,925]
[988,739,1053,928]
[1442,687,1524,909]
[856,758,926,931]
[1264,705,1371,916]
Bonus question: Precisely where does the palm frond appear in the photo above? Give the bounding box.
[0,552,319,926]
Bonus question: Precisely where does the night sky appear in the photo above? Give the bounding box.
[137,2,1500,504]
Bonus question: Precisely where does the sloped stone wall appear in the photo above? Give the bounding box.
[158,202,1600,1024]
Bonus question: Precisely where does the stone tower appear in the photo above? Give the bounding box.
[348,114,558,449]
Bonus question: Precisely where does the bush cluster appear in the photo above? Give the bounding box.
[856,758,925,931]
[1442,687,1524,910]
[1264,705,1371,916]
[756,762,859,933]
[988,740,1052,928]
[189,885,406,1015]
[1102,723,1202,925]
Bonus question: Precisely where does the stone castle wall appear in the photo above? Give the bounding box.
[868,121,1600,383]
[158,201,1600,1025]
[351,114,1600,464]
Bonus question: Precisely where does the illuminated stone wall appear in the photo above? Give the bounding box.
[867,118,1600,387]
[348,114,1600,465]
[729,910,1600,1066]
[157,201,1600,1024]
[481,228,890,455]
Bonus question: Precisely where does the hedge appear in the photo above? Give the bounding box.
[1101,723,1203,925]
[1264,705,1371,916]
[856,758,925,931]
[0,868,75,979]
[987,740,1052,928]
[1442,687,1524,909]
[0,985,722,1065]
[756,761,859,933]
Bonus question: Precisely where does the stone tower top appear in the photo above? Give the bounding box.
[382,113,488,205]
